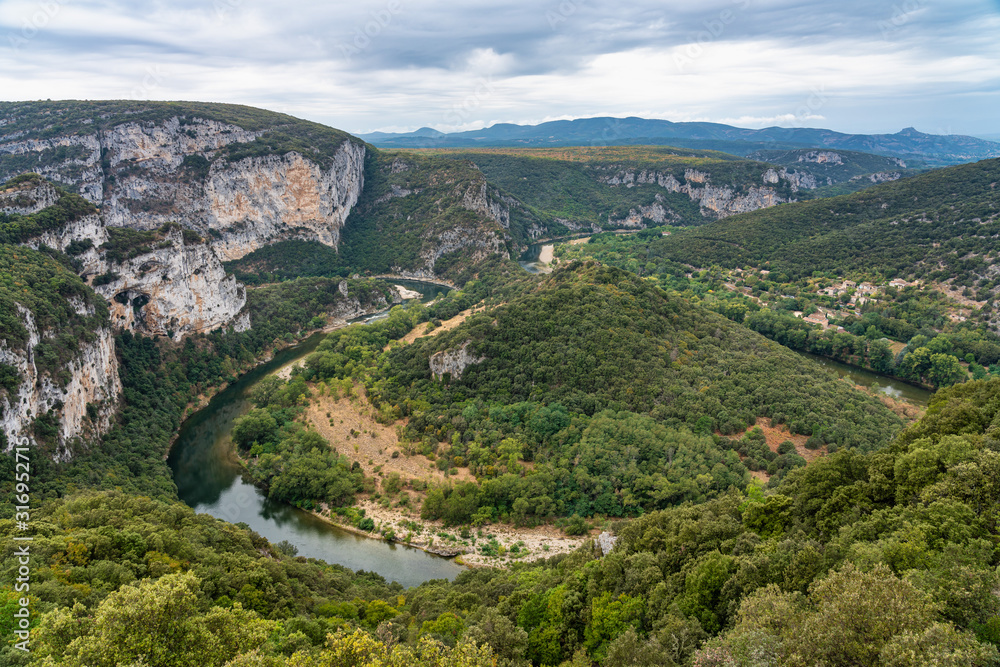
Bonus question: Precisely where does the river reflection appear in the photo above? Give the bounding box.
[794,350,933,407]
[168,281,464,588]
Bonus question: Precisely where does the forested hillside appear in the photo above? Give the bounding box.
[278,262,903,529]
[650,158,1000,288]
[5,378,999,666]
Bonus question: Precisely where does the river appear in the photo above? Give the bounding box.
[794,350,933,407]
[167,280,465,588]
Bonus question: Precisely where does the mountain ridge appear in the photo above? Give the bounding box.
[359,116,1000,166]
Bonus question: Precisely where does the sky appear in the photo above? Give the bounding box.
[1,0,998,137]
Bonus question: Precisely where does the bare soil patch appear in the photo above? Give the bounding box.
[304,384,472,485]
[394,306,488,348]
[303,384,588,567]
[736,417,826,463]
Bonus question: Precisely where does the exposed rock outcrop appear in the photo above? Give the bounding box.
[597,531,618,556]
[599,167,791,218]
[797,150,844,166]
[853,171,903,184]
[0,306,120,458]
[93,227,247,339]
[608,194,682,227]
[430,341,485,380]
[1,115,367,261]
[203,144,366,261]
[5,180,109,276]
[0,177,60,213]
[6,180,247,339]
[764,167,821,191]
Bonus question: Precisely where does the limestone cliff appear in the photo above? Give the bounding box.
[93,226,247,339]
[0,107,366,261]
[429,341,485,380]
[599,167,791,220]
[0,290,120,458]
[3,179,247,338]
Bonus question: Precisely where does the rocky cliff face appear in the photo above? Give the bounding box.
[94,227,248,339]
[0,305,120,459]
[2,180,109,276]
[205,145,365,260]
[854,171,903,185]
[430,341,485,380]
[0,114,366,261]
[420,180,512,267]
[5,180,247,338]
[599,167,792,219]
[608,193,682,227]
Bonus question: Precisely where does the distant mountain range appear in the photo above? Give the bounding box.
[359,117,1000,166]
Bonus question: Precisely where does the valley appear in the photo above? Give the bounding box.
[1,100,999,667]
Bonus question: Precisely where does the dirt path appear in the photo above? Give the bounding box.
[394,304,492,348]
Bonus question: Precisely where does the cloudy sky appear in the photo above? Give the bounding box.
[1,0,998,137]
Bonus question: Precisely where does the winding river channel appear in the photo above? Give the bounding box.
[168,264,932,588]
[167,280,465,588]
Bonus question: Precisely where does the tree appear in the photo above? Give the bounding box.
[928,353,967,388]
[464,608,529,667]
[231,408,278,450]
[868,338,895,373]
[33,573,274,667]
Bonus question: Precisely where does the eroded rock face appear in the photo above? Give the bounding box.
[797,150,844,166]
[0,178,60,213]
[608,194,681,227]
[7,181,109,277]
[856,171,903,184]
[93,227,247,339]
[205,145,365,261]
[599,167,792,219]
[405,179,514,274]
[429,341,485,380]
[0,116,367,261]
[0,306,120,459]
[7,179,247,338]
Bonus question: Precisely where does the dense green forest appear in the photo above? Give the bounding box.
[557,213,1000,389]
[643,158,1000,287]
[5,377,1000,666]
[278,262,903,529]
